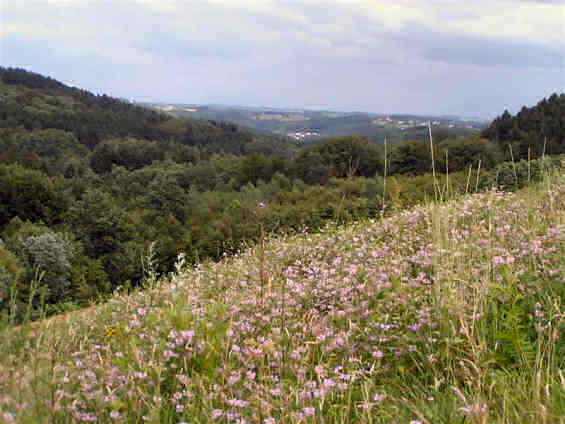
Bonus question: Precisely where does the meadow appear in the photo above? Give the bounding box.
[1,165,564,423]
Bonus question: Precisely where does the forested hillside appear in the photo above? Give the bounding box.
[0,67,562,321]
[482,93,565,157]
[0,68,293,158]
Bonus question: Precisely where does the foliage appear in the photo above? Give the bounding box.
[481,155,563,191]
[0,245,22,309]
[12,230,74,304]
[436,135,503,172]
[388,139,431,175]
[292,136,383,184]
[483,92,565,157]
[90,137,162,173]
[0,164,66,227]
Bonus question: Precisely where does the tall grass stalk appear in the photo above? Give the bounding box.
[475,159,482,193]
[142,241,158,290]
[465,163,473,195]
[528,147,532,185]
[543,136,547,158]
[509,143,518,187]
[257,200,268,304]
[382,136,388,214]
[444,149,450,200]
[428,122,440,201]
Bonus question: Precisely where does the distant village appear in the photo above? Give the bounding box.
[372,117,478,131]
[286,130,321,141]
[286,117,481,141]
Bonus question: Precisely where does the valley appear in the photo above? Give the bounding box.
[144,103,487,144]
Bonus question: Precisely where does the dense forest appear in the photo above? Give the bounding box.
[0,67,562,320]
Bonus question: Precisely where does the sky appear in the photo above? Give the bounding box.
[2,0,564,118]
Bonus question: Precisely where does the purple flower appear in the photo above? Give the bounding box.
[323,378,335,389]
[2,413,15,424]
[373,392,385,402]
[303,407,315,417]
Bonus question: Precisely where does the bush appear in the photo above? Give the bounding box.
[481,155,563,191]
[0,264,10,307]
[14,231,74,304]
[0,164,66,227]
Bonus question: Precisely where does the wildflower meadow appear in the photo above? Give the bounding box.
[1,170,564,423]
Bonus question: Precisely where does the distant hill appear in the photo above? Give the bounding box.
[142,103,488,144]
[0,67,293,157]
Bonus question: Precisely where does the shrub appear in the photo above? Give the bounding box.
[14,231,74,304]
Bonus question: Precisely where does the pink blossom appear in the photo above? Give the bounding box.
[303,407,315,417]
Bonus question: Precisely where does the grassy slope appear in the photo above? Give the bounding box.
[1,172,564,423]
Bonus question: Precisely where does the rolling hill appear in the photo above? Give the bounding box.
[142,103,488,145]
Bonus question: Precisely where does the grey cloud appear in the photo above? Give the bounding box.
[515,0,565,3]
[132,32,250,61]
[424,35,564,69]
[384,25,565,69]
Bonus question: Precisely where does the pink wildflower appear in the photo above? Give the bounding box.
[373,392,385,402]
[2,413,15,424]
[303,407,315,417]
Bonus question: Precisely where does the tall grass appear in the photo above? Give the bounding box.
[0,169,564,423]
[428,122,440,202]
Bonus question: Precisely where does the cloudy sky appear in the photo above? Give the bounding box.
[2,0,564,118]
